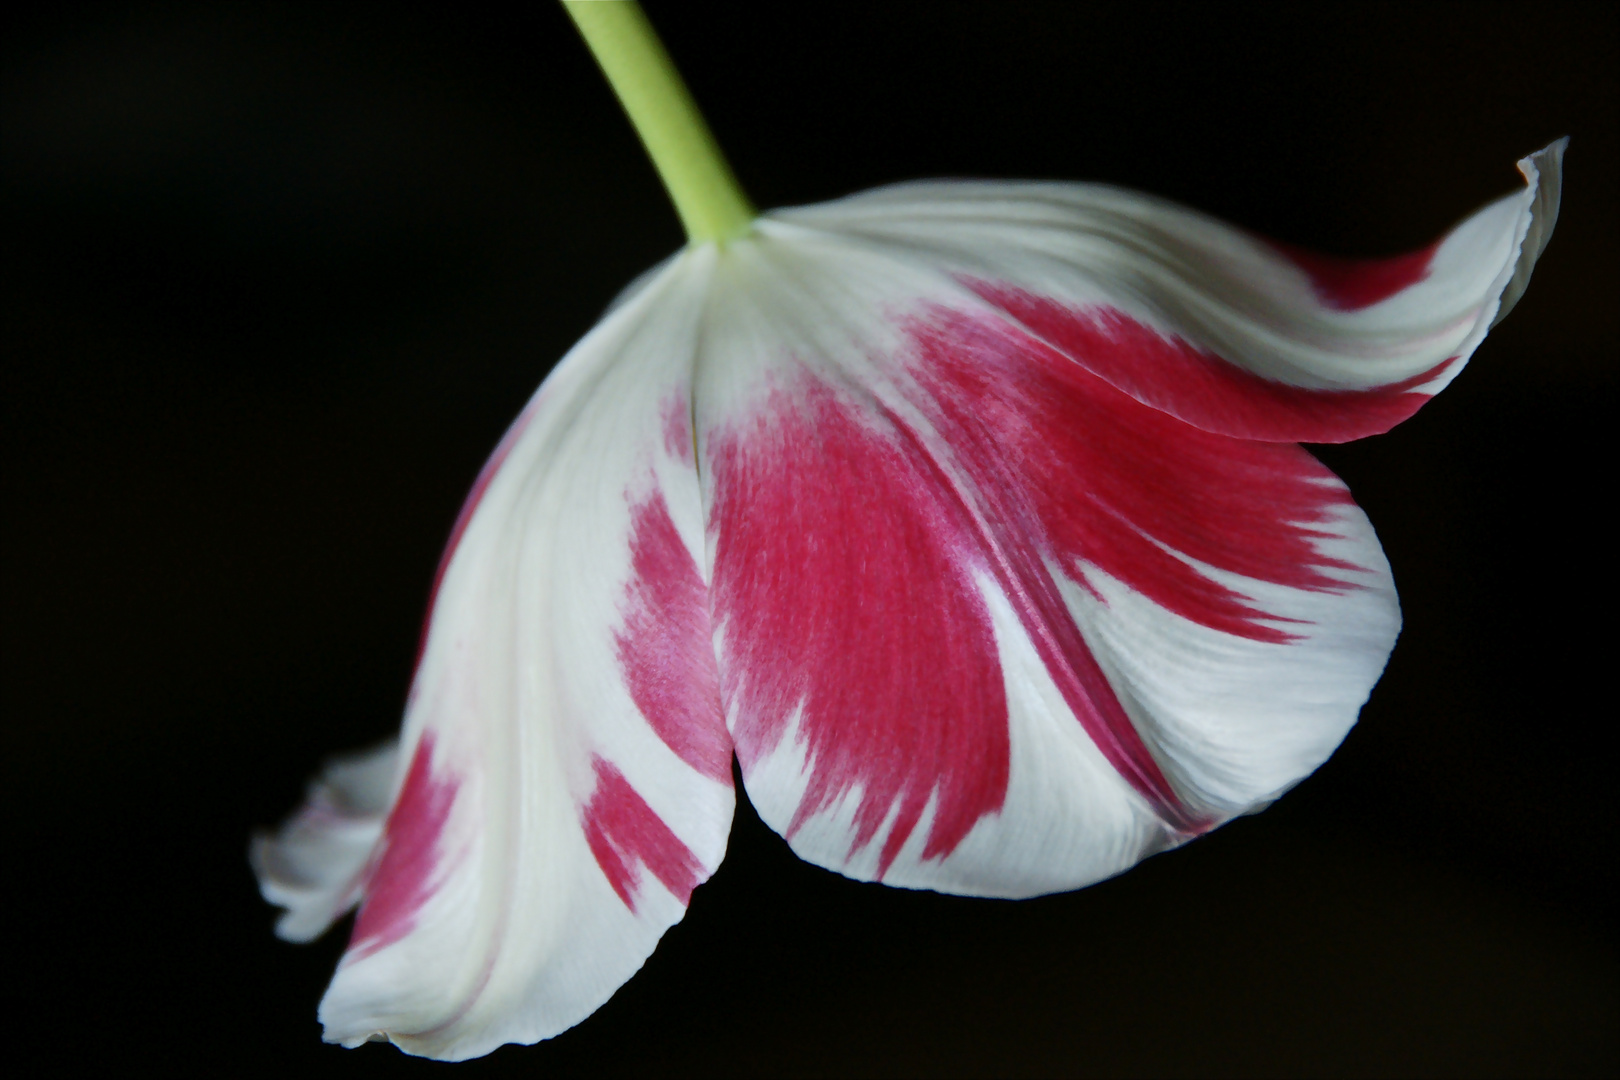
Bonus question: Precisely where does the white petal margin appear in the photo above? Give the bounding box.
[1066,498,1400,821]
[251,740,399,943]
[772,141,1565,402]
[310,247,732,1060]
[880,492,1400,898]
[761,496,1398,899]
[858,568,1180,897]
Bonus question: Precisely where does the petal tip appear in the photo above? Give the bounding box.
[1494,137,1567,327]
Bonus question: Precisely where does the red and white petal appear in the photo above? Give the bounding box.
[772,141,1564,442]
[277,249,734,1060]
[251,740,399,943]
[696,230,1400,896]
[900,306,1401,826]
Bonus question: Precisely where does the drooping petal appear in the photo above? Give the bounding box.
[258,248,735,1060]
[252,740,399,943]
[262,133,1562,1053]
[694,184,1473,894]
[772,140,1564,442]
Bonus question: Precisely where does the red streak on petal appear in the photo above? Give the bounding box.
[348,733,457,959]
[1270,239,1438,311]
[895,304,1363,832]
[616,488,732,782]
[661,392,695,465]
[712,302,1376,848]
[969,284,1451,444]
[711,381,1010,876]
[910,306,1364,646]
[582,756,705,912]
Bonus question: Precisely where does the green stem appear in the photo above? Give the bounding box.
[563,0,755,245]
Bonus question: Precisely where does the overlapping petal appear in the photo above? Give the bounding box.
[257,143,1563,1057]
[697,142,1560,891]
[776,141,1564,442]
[252,741,398,942]
[258,249,733,1059]
[695,225,1380,893]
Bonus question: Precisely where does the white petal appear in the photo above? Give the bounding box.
[312,248,734,1060]
[772,140,1565,441]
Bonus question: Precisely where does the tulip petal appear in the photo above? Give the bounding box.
[697,220,1403,896]
[266,249,734,1060]
[263,141,1560,1052]
[774,141,1563,442]
[251,740,399,943]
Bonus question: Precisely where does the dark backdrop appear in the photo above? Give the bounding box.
[4,2,1614,1076]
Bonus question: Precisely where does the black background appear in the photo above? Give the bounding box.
[4,2,1615,1076]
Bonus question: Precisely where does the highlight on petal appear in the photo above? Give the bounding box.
[775,140,1565,443]
[256,248,735,1060]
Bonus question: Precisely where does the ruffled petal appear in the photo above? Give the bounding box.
[274,249,734,1060]
[251,740,398,943]
[696,219,1405,895]
[773,141,1564,442]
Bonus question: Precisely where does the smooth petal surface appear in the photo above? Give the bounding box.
[260,144,1562,1057]
[697,145,1558,896]
[775,141,1564,443]
[260,249,735,1060]
[695,236,1377,893]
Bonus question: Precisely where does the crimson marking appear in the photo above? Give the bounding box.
[968,284,1452,444]
[661,392,695,465]
[710,381,1011,877]
[582,756,705,911]
[909,306,1366,646]
[711,297,1383,852]
[1270,239,1438,311]
[616,488,732,782]
[906,306,1370,824]
[349,733,457,959]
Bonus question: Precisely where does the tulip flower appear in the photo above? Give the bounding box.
[252,1,1563,1061]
